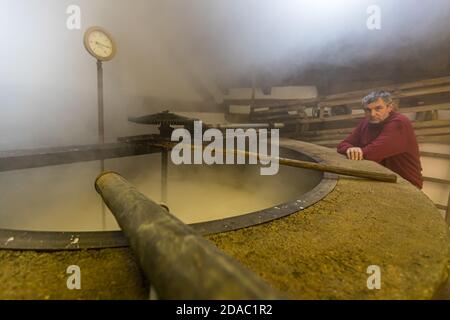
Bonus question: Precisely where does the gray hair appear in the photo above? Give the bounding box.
[361,90,393,107]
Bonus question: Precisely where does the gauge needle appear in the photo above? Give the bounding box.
[95,41,111,49]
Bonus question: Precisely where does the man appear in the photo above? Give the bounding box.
[337,90,423,189]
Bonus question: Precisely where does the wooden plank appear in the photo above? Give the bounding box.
[422,176,450,185]
[251,110,307,119]
[0,142,161,172]
[315,135,450,146]
[251,113,306,122]
[417,135,450,143]
[288,113,364,124]
[226,98,316,108]
[227,76,450,115]
[412,119,450,129]
[277,156,396,183]
[310,134,450,148]
[398,84,450,97]
[300,127,354,137]
[306,134,349,142]
[252,105,306,114]
[300,121,450,138]
[228,149,397,183]
[435,203,448,211]
[301,127,450,143]
[414,127,450,136]
[323,76,450,101]
[420,151,450,160]
[289,102,450,125]
[319,84,450,108]
[390,102,448,115]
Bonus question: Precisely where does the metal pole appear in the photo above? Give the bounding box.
[95,172,284,300]
[445,192,450,226]
[161,148,168,204]
[97,60,106,230]
[97,60,104,145]
[250,66,256,109]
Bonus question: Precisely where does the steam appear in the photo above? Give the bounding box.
[1,0,449,231]
[1,0,450,149]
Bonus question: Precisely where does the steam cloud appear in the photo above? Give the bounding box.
[0,0,449,231]
[1,0,450,148]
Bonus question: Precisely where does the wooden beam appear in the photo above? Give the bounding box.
[251,105,307,115]
[420,151,450,160]
[306,134,349,142]
[311,134,450,148]
[300,121,450,139]
[323,76,450,101]
[227,76,450,116]
[418,135,450,143]
[225,98,316,108]
[422,176,450,185]
[288,113,363,124]
[288,102,450,125]
[298,127,354,137]
[379,102,450,115]
[412,120,450,129]
[0,142,161,172]
[226,149,397,183]
[251,108,307,119]
[252,104,314,114]
[302,127,450,143]
[245,76,450,111]
[251,112,307,122]
[414,127,450,136]
[319,84,450,108]
[304,120,450,137]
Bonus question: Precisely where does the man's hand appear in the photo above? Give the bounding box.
[346,147,364,160]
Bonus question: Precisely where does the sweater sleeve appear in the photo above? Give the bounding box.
[337,126,361,155]
[361,120,407,163]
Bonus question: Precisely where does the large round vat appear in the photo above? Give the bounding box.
[0,139,448,299]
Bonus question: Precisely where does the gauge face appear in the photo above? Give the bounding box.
[84,27,116,61]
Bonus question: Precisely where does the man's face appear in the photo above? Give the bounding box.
[364,98,393,124]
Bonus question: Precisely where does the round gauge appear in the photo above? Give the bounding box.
[83,26,117,61]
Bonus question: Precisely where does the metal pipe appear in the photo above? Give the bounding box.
[94,172,284,300]
[97,59,106,229]
[97,60,104,145]
[161,148,168,203]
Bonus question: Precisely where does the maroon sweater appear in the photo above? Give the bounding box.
[337,112,423,188]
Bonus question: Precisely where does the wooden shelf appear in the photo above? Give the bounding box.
[420,151,450,160]
[423,176,450,185]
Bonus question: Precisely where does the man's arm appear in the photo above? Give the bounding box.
[361,120,407,163]
[337,126,361,155]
